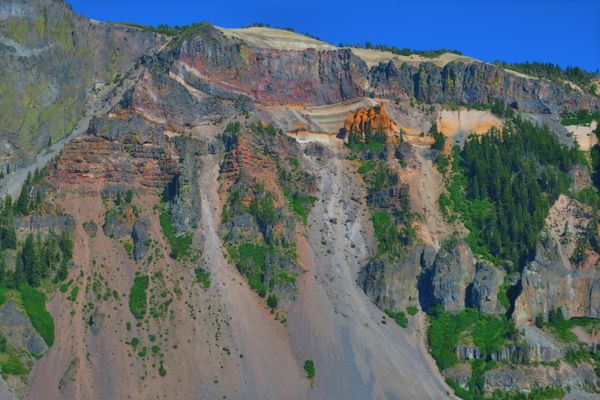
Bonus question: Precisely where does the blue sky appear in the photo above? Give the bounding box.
[68,0,599,71]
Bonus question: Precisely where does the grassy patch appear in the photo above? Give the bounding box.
[545,317,600,343]
[20,285,54,347]
[195,268,211,289]
[159,203,192,259]
[289,195,317,225]
[128,276,149,320]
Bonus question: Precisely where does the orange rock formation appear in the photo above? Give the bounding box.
[342,103,398,139]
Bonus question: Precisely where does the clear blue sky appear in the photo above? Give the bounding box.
[68,0,599,71]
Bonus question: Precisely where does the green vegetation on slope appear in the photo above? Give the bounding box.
[303,359,315,379]
[440,118,579,270]
[427,307,515,371]
[129,275,149,320]
[20,285,54,347]
[346,41,462,58]
[494,61,599,96]
[158,202,192,259]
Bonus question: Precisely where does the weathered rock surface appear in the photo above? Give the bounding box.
[342,103,398,138]
[177,24,368,105]
[514,196,600,324]
[359,245,434,311]
[131,217,151,261]
[428,241,476,311]
[51,114,179,192]
[0,0,166,166]
[369,61,600,114]
[484,364,599,394]
[468,262,506,315]
[0,300,47,355]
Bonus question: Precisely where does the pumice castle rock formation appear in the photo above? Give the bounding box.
[0,1,599,399]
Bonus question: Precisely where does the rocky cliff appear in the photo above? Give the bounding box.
[514,195,600,324]
[342,103,398,138]
[369,61,600,113]
[0,0,166,169]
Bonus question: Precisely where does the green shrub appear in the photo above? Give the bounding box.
[427,307,513,371]
[123,240,134,258]
[20,285,54,346]
[67,286,79,302]
[128,276,149,320]
[371,211,398,254]
[266,294,278,310]
[386,310,408,328]
[195,268,211,289]
[407,306,419,316]
[303,359,315,379]
[565,348,590,366]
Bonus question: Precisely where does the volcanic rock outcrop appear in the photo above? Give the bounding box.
[342,103,398,138]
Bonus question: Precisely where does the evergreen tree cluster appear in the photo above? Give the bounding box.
[0,168,73,289]
[346,41,462,58]
[443,118,580,269]
[494,61,599,96]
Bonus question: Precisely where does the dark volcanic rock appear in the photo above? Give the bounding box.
[132,217,151,261]
[468,262,506,315]
[0,0,166,164]
[359,245,434,311]
[369,61,600,114]
[102,213,132,239]
[0,300,47,355]
[428,241,476,311]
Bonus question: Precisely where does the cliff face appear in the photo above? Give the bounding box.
[0,0,165,167]
[175,24,368,105]
[51,113,179,192]
[514,195,600,323]
[369,61,600,113]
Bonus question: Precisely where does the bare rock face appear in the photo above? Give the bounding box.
[0,300,47,355]
[514,196,600,324]
[176,24,368,105]
[468,262,506,315]
[428,241,476,311]
[0,0,166,166]
[51,114,179,192]
[358,245,434,311]
[342,103,398,138]
[484,364,599,394]
[369,61,600,114]
[132,217,151,261]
